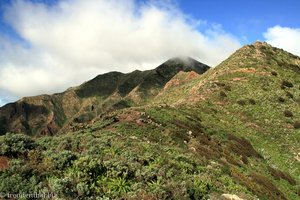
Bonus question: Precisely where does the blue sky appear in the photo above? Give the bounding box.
[178,0,300,42]
[1,0,300,44]
[0,0,300,106]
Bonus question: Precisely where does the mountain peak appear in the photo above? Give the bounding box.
[252,41,271,48]
[217,40,300,75]
[166,56,197,63]
[158,56,210,75]
[235,41,272,55]
[164,56,203,67]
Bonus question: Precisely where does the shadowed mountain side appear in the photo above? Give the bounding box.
[0,57,210,135]
[76,57,210,98]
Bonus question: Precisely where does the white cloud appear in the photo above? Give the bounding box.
[264,25,300,56]
[0,0,241,104]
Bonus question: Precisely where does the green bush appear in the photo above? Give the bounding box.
[49,150,77,170]
[76,182,90,197]
[70,155,106,181]
[48,177,76,199]
[218,175,248,193]
[47,155,106,199]
[107,177,131,196]
[0,159,41,195]
[0,133,36,157]
[0,174,41,196]
[187,177,213,200]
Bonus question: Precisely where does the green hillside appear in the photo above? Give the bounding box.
[0,42,299,199]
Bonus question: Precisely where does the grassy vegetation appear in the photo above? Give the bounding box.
[0,42,299,199]
[144,42,300,199]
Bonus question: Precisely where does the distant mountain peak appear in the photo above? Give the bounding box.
[158,56,210,75]
[166,56,197,62]
[163,56,202,66]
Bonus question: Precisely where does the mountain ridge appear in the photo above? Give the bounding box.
[0,57,210,135]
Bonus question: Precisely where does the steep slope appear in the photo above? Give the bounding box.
[0,90,81,135]
[146,41,300,199]
[0,57,210,135]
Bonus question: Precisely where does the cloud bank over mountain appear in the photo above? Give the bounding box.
[0,0,241,103]
[1,0,300,106]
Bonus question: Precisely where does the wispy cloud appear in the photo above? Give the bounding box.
[0,0,241,104]
[264,25,300,56]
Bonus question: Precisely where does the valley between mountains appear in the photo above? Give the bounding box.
[0,41,299,199]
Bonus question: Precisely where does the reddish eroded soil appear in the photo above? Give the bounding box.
[0,156,9,170]
[268,166,297,185]
[251,173,287,200]
[216,68,269,82]
[230,167,287,200]
[103,110,147,131]
[164,71,199,90]
[227,134,263,159]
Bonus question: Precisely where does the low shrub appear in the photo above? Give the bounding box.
[70,155,106,181]
[49,150,77,170]
[48,177,76,199]
[286,91,294,99]
[0,133,36,157]
[248,99,256,105]
[278,97,285,103]
[215,82,226,87]
[271,71,278,76]
[219,91,227,98]
[224,85,232,91]
[0,159,42,195]
[297,187,300,196]
[293,121,300,129]
[281,80,294,88]
[283,110,293,118]
[106,177,131,196]
[187,177,213,200]
[237,100,247,106]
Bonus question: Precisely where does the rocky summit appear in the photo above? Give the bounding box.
[0,42,299,199]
